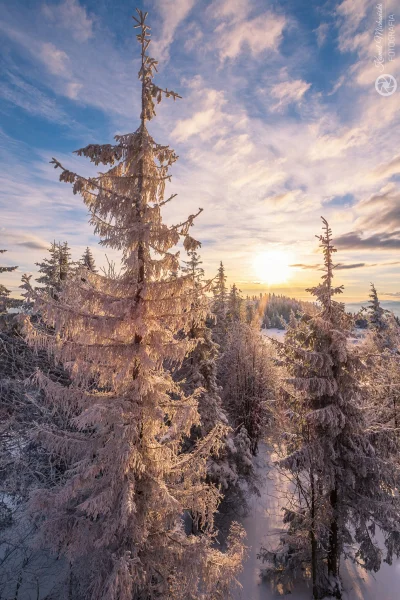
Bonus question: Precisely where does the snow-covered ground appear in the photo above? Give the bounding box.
[233,447,400,600]
[232,447,310,600]
[261,328,366,346]
[261,328,286,343]
[347,328,367,346]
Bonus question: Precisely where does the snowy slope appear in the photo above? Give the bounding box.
[232,447,310,600]
[261,328,286,343]
[262,328,366,348]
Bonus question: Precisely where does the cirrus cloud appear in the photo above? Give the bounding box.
[270,78,311,111]
[42,0,94,42]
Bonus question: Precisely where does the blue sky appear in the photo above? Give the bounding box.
[0,0,399,302]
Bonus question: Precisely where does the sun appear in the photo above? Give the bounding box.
[253,250,293,285]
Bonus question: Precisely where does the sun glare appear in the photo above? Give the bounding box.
[253,250,293,285]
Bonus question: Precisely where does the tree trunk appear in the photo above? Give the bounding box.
[328,486,341,598]
[132,46,146,368]
[309,467,319,599]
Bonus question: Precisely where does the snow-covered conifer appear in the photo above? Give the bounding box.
[35,241,74,298]
[177,250,222,437]
[227,283,245,324]
[212,261,228,350]
[59,241,73,281]
[181,250,204,282]
[365,283,399,351]
[80,246,97,272]
[363,284,400,429]
[220,321,275,455]
[0,249,21,314]
[20,11,245,600]
[35,241,60,296]
[175,251,254,507]
[262,218,400,599]
[368,283,387,332]
[245,299,257,325]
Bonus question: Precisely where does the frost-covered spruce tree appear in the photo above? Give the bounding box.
[364,284,400,429]
[35,241,60,295]
[262,218,400,599]
[176,252,255,510]
[59,241,73,280]
[35,240,74,298]
[178,249,222,437]
[366,283,399,350]
[182,250,204,283]
[211,261,228,350]
[81,246,97,272]
[0,249,21,314]
[219,321,275,455]
[227,283,244,324]
[245,298,257,325]
[21,10,245,600]
[368,283,387,332]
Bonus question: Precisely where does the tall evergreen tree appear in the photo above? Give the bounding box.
[181,250,204,283]
[35,241,60,296]
[21,11,244,600]
[211,261,228,350]
[176,252,256,511]
[364,283,400,429]
[368,283,387,331]
[365,283,399,350]
[262,218,400,599]
[219,321,275,455]
[0,249,21,314]
[35,241,74,298]
[227,283,244,324]
[81,246,97,273]
[59,241,73,282]
[177,249,220,436]
[245,297,257,325]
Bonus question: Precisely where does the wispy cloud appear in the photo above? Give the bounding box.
[38,42,70,76]
[269,78,311,111]
[207,0,286,61]
[308,126,368,160]
[171,84,227,141]
[335,0,371,53]
[152,0,196,62]
[291,263,320,270]
[368,155,400,181]
[291,262,391,270]
[314,23,328,47]
[337,262,366,270]
[0,71,69,124]
[327,75,345,96]
[42,0,94,42]
[1,230,49,251]
[216,11,286,61]
[335,231,400,250]
[0,7,137,122]
[354,184,400,232]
